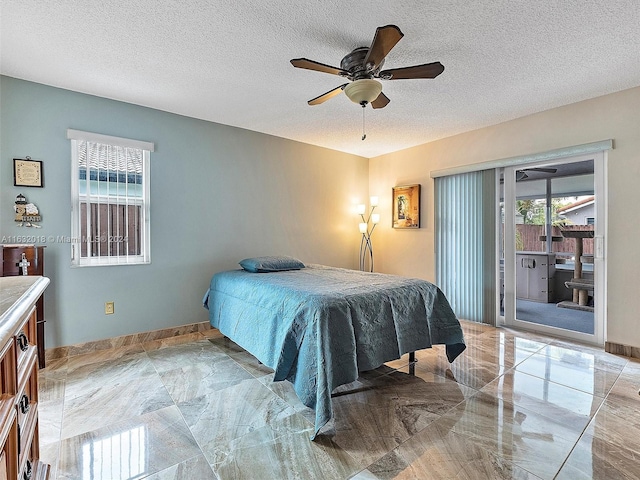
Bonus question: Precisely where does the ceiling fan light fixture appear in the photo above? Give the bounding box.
[344,79,382,105]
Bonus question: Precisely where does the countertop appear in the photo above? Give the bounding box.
[0,276,50,347]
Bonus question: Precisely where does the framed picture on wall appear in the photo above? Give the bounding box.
[13,157,44,187]
[392,184,420,228]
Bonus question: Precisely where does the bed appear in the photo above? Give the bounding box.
[202,260,466,438]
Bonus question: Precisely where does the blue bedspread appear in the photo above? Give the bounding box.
[203,264,465,438]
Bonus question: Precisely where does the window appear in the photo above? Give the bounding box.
[68,129,153,266]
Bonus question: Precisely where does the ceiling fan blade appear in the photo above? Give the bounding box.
[307,84,348,106]
[371,92,390,109]
[523,167,558,173]
[379,61,444,80]
[363,25,404,72]
[291,58,348,77]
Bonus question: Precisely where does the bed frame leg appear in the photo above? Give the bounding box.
[223,335,262,364]
[409,351,416,375]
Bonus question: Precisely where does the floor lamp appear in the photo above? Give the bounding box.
[357,197,380,272]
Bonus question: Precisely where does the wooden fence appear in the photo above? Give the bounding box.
[80,203,142,257]
[516,224,594,254]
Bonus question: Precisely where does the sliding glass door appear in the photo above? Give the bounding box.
[502,153,606,344]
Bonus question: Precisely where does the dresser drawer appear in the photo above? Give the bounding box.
[14,329,32,369]
[0,450,7,480]
[0,341,17,397]
[14,306,37,372]
[0,413,18,480]
[16,382,37,439]
[16,355,38,476]
[19,446,34,480]
[18,445,49,480]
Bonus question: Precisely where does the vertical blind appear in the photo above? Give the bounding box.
[435,170,497,324]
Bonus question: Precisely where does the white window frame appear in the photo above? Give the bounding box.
[68,129,154,267]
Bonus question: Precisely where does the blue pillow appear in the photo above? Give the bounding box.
[239,255,305,273]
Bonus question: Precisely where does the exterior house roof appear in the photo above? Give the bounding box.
[557,196,595,214]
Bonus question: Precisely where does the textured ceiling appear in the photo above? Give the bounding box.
[2,1,640,158]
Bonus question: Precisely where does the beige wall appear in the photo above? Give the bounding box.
[370,86,640,349]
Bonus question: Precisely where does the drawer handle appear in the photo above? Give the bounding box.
[23,459,32,480]
[17,332,30,351]
[20,394,30,414]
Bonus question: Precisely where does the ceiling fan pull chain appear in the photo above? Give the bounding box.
[362,104,367,141]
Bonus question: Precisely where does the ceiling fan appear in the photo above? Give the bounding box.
[516,167,558,181]
[290,25,444,109]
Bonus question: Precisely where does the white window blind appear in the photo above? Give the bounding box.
[68,130,153,266]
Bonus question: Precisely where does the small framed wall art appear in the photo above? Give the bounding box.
[392,184,420,228]
[13,157,44,187]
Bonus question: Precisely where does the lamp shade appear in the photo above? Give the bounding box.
[371,213,380,224]
[344,79,383,105]
[370,196,379,207]
[359,222,368,234]
[356,204,366,215]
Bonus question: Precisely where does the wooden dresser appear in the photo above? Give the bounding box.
[0,276,50,480]
[0,246,46,369]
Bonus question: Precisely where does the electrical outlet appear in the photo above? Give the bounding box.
[105,301,115,315]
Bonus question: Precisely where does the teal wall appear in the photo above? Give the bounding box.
[1,76,369,348]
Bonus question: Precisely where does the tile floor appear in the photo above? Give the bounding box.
[38,320,640,479]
